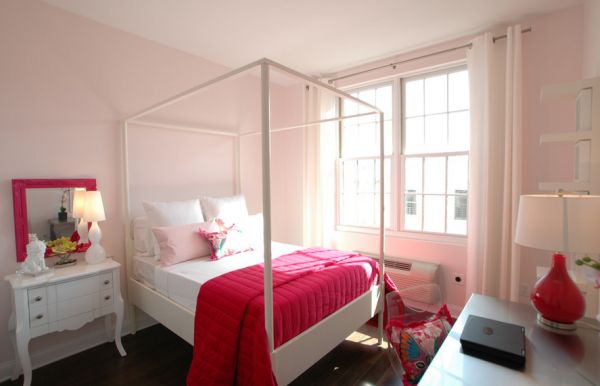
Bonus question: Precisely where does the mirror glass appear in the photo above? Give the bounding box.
[26,188,77,242]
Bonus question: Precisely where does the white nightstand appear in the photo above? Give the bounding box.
[5,258,126,386]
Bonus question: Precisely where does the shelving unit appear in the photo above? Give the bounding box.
[538,77,600,194]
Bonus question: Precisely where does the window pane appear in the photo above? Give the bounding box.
[357,193,375,226]
[405,79,424,117]
[358,159,375,193]
[424,114,447,153]
[341,125,358,157]
[342,160,357,193]
[425,75,447,114]
[358,123,378,157]
[447,155,468,193]
[340,193,357,225]
[447,195,467,235]
[448,111,470,151]
[423,195,445,232]
[343,98,358,117]
[404,157,422,193]
[358,88,375,110]
[448,70,469,111]
[404,194,422,231]
[424,157,446,194]
[404,117,424,154]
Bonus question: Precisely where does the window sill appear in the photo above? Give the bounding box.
[335,225,467,246]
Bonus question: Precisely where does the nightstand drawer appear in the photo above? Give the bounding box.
[100,289,114,307]
[29,304,48,327]
[100,273,113,289]
[28,288,47,306]
[57,294,97,319]
[56,276,99,301]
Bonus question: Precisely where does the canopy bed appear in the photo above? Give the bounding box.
[122,58,386,385]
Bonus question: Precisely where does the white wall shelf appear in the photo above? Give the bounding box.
[538,77,600,193]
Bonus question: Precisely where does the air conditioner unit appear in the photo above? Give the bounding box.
[361,253,440,305]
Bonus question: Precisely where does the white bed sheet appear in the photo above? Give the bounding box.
[133,242,301,311]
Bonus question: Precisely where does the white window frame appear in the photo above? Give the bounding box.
[335,64,468,245]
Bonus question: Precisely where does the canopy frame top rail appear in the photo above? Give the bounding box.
[124,58,382,134]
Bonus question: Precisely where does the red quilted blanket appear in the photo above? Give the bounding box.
[186,248,381,386]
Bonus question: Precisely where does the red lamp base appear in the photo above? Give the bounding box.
[530,253,585,331]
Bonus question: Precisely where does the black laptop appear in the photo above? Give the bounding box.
[460,315,526,369]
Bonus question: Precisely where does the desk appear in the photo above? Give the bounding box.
[420,294,600,386]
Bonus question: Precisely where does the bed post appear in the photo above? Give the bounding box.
[378,112,385,345]
[260,61,275,353]
[122,120,137,334]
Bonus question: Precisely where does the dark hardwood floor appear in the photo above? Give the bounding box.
[1,325,402,386]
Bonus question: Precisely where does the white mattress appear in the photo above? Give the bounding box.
[132,242,300,311]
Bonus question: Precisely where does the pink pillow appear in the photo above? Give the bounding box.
[199,219,252,260]
[152,222,211,266]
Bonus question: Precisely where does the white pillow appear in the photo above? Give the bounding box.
[131,216,153,254]
[200,195,248,223]
[236,213,263,248]
[142,199,204,259]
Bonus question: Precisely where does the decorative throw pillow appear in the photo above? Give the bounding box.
[386,304,454,385]
[199,218,252,260]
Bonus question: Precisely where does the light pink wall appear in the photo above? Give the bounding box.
[519,5,584,300]
[0,0,235,369]
[582,0,600,77]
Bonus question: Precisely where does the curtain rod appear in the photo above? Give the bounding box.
[327,27,532,84]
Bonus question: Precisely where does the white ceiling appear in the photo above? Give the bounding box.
[43,0,583,76]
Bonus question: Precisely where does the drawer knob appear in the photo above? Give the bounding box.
[103,280,110,285]
[34,296,43,302]
[104,295,111,301]
[35,314,44,320]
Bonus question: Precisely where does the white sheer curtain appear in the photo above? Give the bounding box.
[303,85,337,247]
[466,25,523,302]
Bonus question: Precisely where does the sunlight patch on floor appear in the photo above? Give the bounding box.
[345,324,390,348]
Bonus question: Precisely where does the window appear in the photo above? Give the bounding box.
[338,67,469,236]
[338,84,392,228]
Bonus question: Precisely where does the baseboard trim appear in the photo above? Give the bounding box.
[0,318,157,383]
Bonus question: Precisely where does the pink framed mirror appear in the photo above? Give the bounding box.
[12,179,97,262]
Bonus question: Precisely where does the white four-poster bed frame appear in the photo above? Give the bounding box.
[122,58,386,385]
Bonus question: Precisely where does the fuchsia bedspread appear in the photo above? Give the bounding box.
[186,248,383,386]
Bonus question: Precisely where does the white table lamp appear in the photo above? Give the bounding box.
[82,190,106,264]
[72,188,88,244]
[515,194,600,330]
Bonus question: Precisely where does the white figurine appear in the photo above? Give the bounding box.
[21,234,48,274]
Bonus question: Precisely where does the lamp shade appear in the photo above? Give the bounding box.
[515,194,600,254]
[72,188,87,219]
[82,190,106,222]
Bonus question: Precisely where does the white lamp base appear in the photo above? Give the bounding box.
[85,244,106,264]
[85,221,106,264]
[77,218,88,244]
